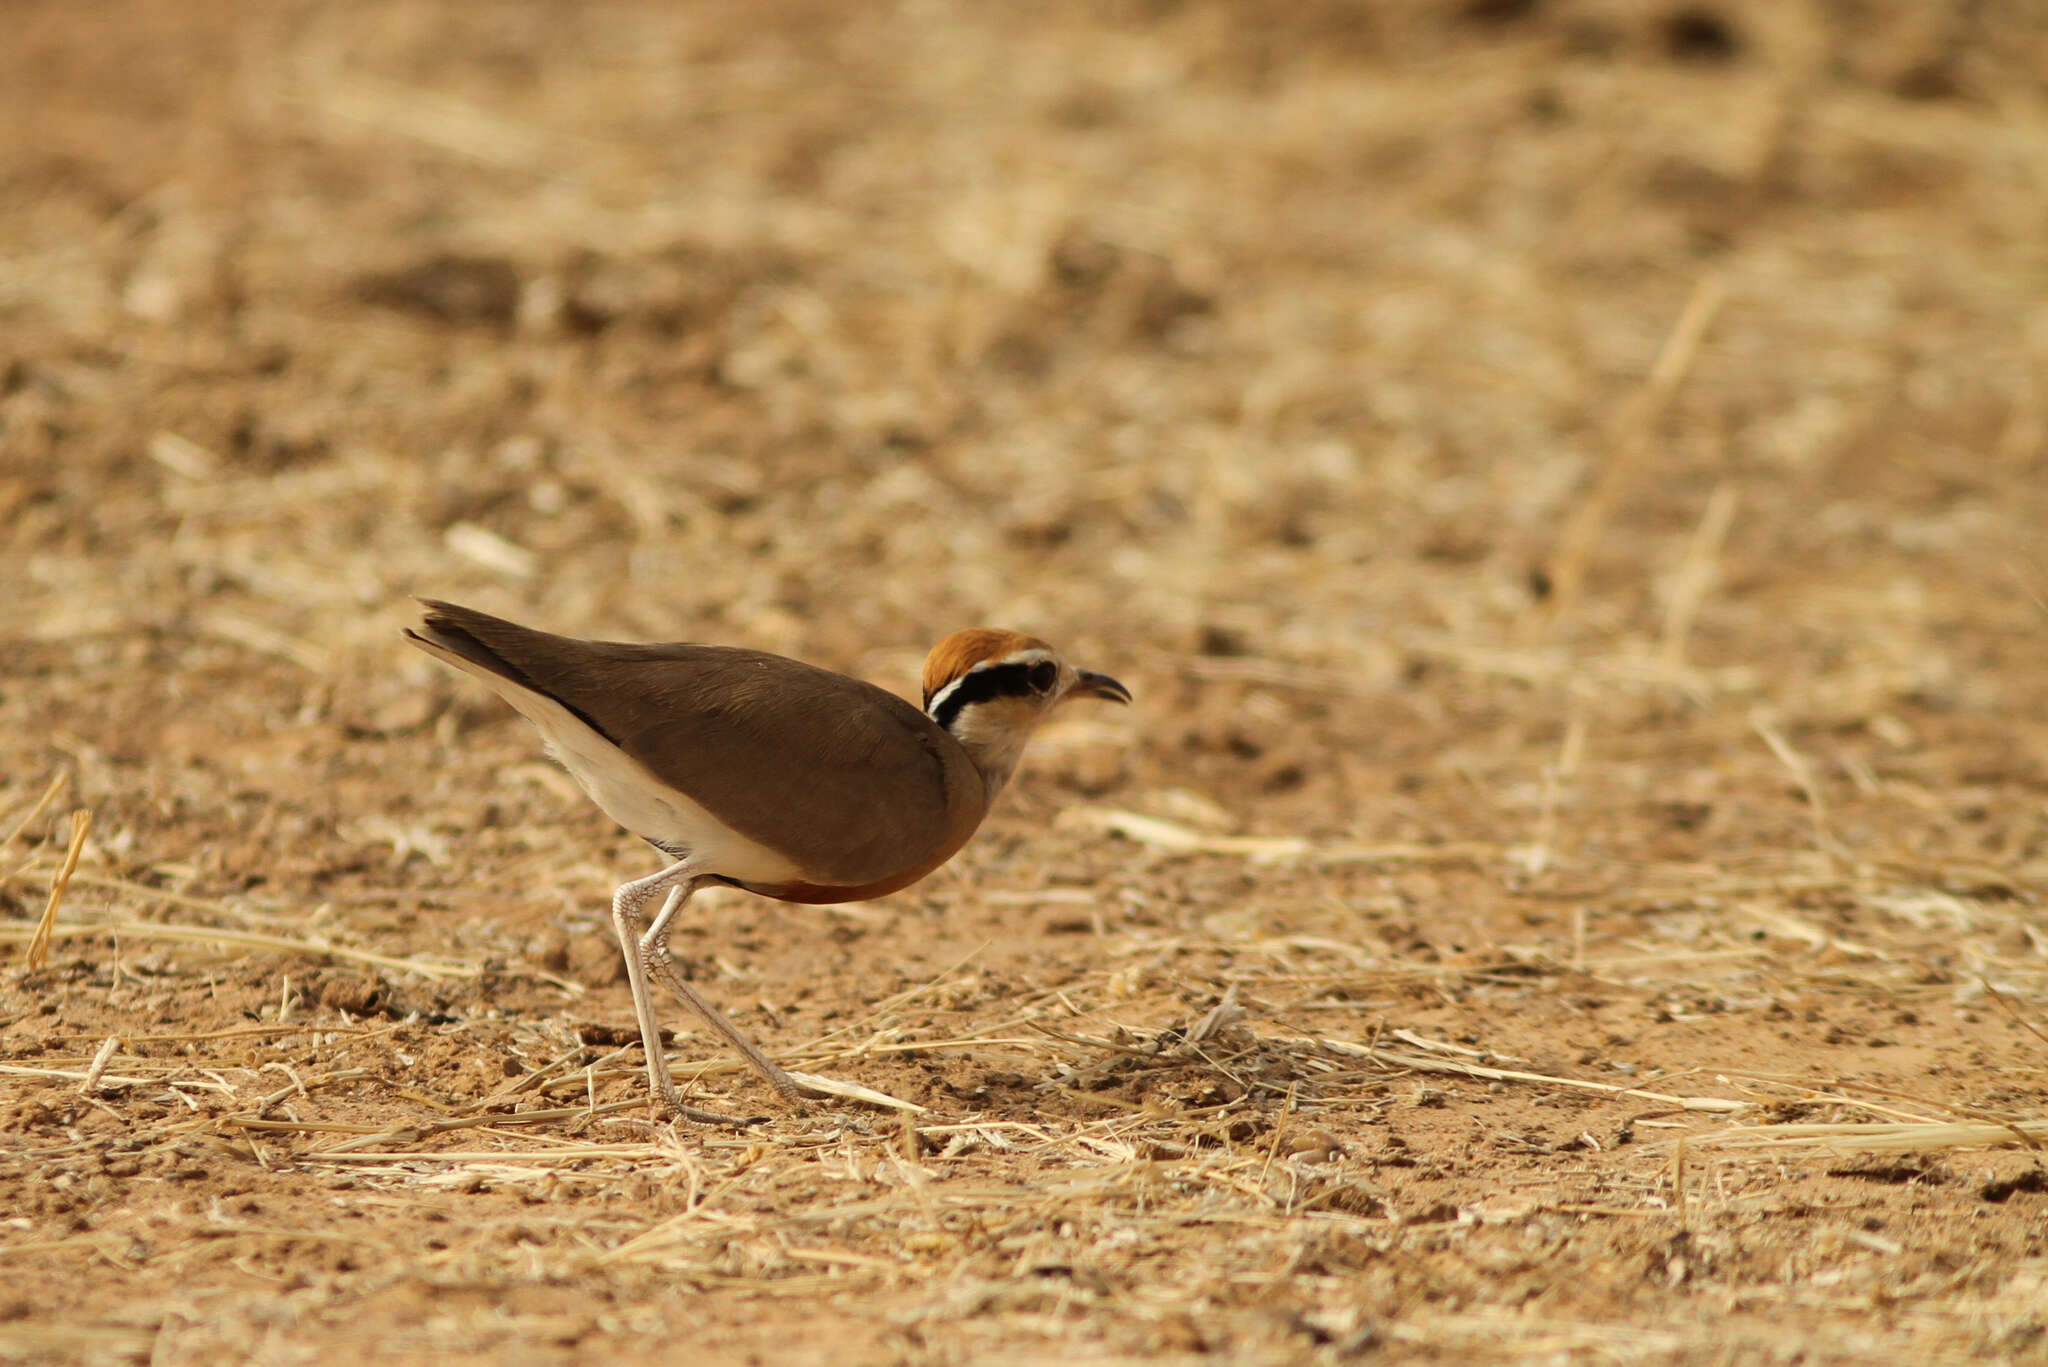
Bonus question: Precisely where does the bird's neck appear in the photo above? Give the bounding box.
[933,706,1034,801]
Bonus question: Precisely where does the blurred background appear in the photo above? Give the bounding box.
[4,0,2046,907]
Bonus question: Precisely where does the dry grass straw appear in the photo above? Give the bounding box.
[3,838,595,987]
[1398,630,1734,703]
[0,1059,176,1092]
[1749,710,1847,863]
[291,67,579,175]
[0,770,67,869]
[23,808,90,971]
[1979,975,2048,1054]
[1058,806,1498,866]
[1518,708,1586,877]
[1658,481,1741,670]
[1528,275,1727,641]
[75,1035,120,1095]
[1339,1037,1747,1114]
[191,607,334,672]
[0,917,486,981]
[1699,1119,2048,1154]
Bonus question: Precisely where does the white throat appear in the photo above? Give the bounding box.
[937,704,1037,799]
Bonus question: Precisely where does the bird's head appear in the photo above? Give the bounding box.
[921,629,1131,793]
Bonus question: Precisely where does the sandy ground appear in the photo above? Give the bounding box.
[4,1,2048,1363]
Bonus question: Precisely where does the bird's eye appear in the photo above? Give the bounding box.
[1027,661,1058,693]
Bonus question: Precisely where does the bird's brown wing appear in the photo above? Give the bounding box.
[412,600,984,886]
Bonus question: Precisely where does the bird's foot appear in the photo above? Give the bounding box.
[654,1091,774,1127]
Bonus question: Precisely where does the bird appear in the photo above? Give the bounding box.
[403,599,1131,1123]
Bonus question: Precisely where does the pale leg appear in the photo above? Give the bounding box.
[610,860,763,1124]
[642,881,803,1100]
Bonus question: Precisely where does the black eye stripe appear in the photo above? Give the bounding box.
[931,661,1052,730]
